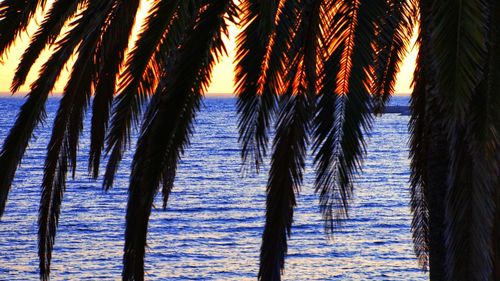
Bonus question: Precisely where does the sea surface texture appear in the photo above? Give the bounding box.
[0,96,427,280]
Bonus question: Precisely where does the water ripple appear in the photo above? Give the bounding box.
[0,97,427,280]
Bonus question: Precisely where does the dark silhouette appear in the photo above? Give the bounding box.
[0,0,498,281]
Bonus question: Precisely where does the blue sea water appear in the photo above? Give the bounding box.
[0,96,427,280]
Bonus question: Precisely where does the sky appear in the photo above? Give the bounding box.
[0,4,418,96]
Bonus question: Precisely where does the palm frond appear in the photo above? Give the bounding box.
[38,141,67,281]
[88,0,141,179]
[259,94,311,281]
[431,0,489,121]
[313,45,344,233]
[484,3,500,278]
[38,46,95,279]
[11,0,83,92]
[408,2,450,278]
[420,100,449,280]
[258,1,325,278]
[372,0,415,113]
[103,0,188,189]
[425,0,496,279]
[312,0,385,235]
[0,0,46,57]
[444,128,492,281]
[408,1,430,269]
[235,0,282,171]
[408,36,430,272]
[122,1,236,279]
[284,0,324,96]
[0,0,112,219]
[443,2,500,279]
[334,0,384,219]
[0,91,48,219]
[38,2,115,278]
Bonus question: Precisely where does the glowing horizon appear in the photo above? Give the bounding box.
[0,5,418,97]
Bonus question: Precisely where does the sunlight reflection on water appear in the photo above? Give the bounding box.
[0,97,427,280]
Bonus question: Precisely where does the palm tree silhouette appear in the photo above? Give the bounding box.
[0,0,498,280]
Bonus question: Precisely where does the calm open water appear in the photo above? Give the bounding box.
[0,96,427,280]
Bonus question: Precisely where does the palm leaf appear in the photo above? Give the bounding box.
[419,96,449,280]
[442,2,500,279]
[484,3,500,278]
[408,34,430,272]
[38,2,115,279]
[235,0,282,171]
[427,1,495,280]
[372,0,415,113]
[38,45,95,279]
[11,0,83,92]
[408,2,450,278]
[122,1,236,279]
[258,0,323,278]
[0,0,46,57]
[259,94,311,281]
[408,0,431,270]
[88,0,141,179]
[444,128,491,281]
[312,0,386,235]
[0,91,48,219]
[431,0,489,120]
[0,0,112,219]
[313,45,344,232]
[103,0,189,189]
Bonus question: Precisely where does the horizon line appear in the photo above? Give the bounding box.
[0,92,413,97]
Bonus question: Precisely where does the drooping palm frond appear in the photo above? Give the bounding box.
[335,0,385,204]
[244,0,304,174]
[122,1,237,279]
[441,2,500,280]
[259,94,311,281]
[0,0,46,57]
[408,0,430,270]
[0,0,113,219]
[444,127,493,281]
[485,3,500,279]
[312,0,386,236]
[494,196,500,280]
[67,1,117,175]
[372,0,415,113]
[429,1,495,280]
[312,1,347,232]
[408,33,430,272]
[258,0,323,278]
[103,0,189,189]
[408,3,448,279]
[462,91,500,280]
[285,0,323,96]
[11,0,83,92]
[38,2,117,279]
[235,0,284,171]
[420,96,449,280]
[431,0,489,120]
[38,43,96,281]
[313,45,344,232]
[88,0,141,179]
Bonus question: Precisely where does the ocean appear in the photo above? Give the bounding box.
[0,96,427,280]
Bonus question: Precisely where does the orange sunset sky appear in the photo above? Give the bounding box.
[0,2,418,96]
